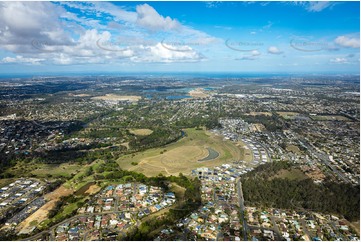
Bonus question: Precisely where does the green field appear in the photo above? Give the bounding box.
[117,128,248,177]
[30,163,84,178]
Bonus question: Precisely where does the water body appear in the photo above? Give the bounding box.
[166,95,191,100]
[198,147,219,162]
[203,87,215,91]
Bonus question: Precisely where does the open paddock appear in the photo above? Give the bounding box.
[117,128,247,177]
[91,94,141,102]
[129,128,153,136]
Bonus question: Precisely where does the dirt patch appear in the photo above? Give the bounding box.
[92,94,141,102]
[129,128,153,136]
[74,182,95,196]
[189,88,209,98]
[70,93,90,97]
[251,123,266,132]
[84,184,101,195]
[248,112,272,116]
[300,165,326,182]
[121,142,130,149]
[17,185,73,233]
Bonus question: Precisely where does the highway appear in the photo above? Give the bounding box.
[294,133,349,183]
[237,178,248,241]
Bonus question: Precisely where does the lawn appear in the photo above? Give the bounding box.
[116,128,246,177]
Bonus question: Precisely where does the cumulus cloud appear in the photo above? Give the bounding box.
[0,2,215,65]
[251,50,261,56]
[267,46,283,54]
[136,4,181,32]
[0,2,74,53]
[130,43,205,63]
[335,36,360,48]
[237,50,261,60]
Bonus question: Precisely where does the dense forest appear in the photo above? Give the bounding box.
[241,161,360,221]
[129,128,182,151]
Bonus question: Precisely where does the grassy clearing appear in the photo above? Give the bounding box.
[286,145,302,154]
[74,182,96,196]
[271,168,307,181]
[117,128,244,177]
[63,160,104,190]
[30,163,83,178]
[248,112,273,116]
[0,178,14,188]
[277,112,300,120]
[310,115,351,121]
[237,140,253,163]
[129,128,153,136]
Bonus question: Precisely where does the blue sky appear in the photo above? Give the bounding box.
[0,1,359,74]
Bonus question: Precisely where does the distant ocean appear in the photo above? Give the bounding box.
[0,72,358,79]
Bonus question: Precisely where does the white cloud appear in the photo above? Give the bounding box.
[136,4,181,32]
[0,2,73,53]
[92,2,137,23]
[251,50,261,56]
[335,36,360,48]
[330,57,348,63]
[237,50,261,61]
[237,56,256,61]
[130,43,205,63]
[291,2,337,12]
[0,2,216,65]
[263,21,273,30]
[205,1,222,8]
[268,46,283,54]
[307,2,334,12]
[1,55,44,64]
